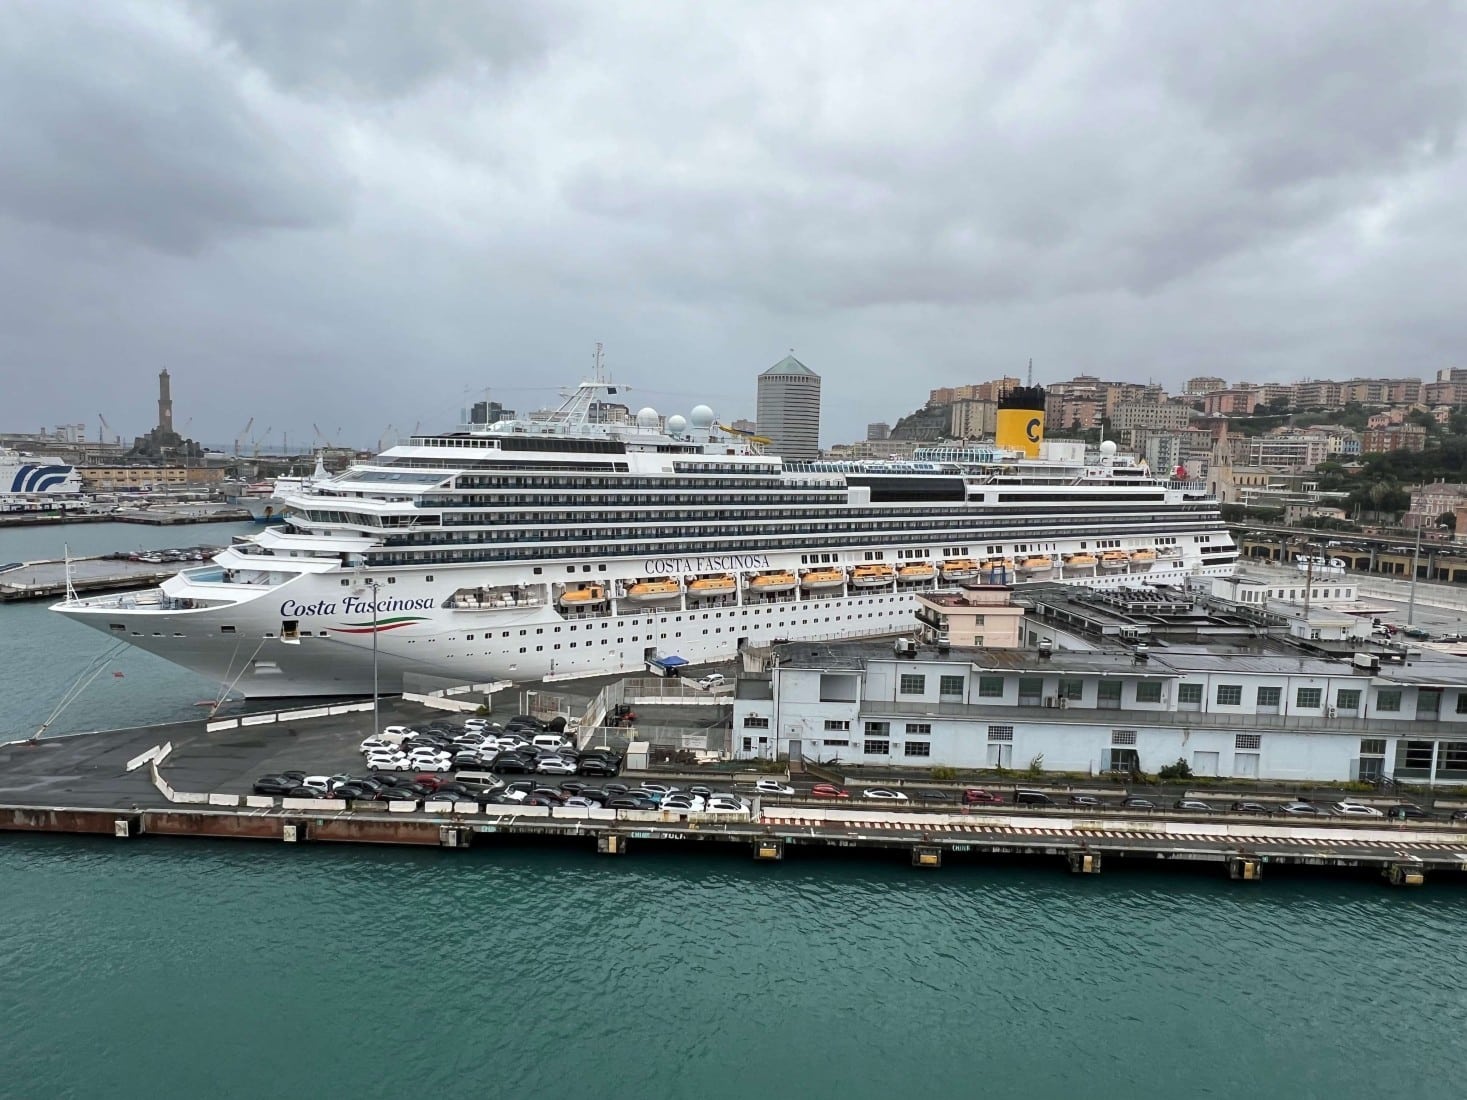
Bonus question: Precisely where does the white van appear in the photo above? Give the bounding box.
[532,733,569,752]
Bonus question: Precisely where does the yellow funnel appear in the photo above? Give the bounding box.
[996,408,1044,457]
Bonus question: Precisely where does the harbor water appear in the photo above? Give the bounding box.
[4,522,1467,1098]
[0,521,254,739]
[1,840,1466,1099]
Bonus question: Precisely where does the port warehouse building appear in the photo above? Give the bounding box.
[732,644,1467,784]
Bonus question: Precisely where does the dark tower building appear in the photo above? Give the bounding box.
[158,369,174,434]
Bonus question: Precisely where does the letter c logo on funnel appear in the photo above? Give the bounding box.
[1026,417,1041,443]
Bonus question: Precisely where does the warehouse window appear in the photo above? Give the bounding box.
[1376,689,1402,713]
[742,715,770,728]
[1216,685,1243,706]
[987,725,1014,741]
[1235,733,1262,749]
[823,719,850,731]
[898,674,926,695]
[1337,689,1362,711]
[978,676,1004,698]
[1296,687,1323,709]
[1135,682,1162,704]
[904,742,931,758]
[863,740,890,755]
[1111,729,1137,746]
[905,723,932,735]
[864,721,890,735]
[1177,683,1203,704]
[939,675,965,697]
[1059,678,1083,701]
[1256,686,1281,707]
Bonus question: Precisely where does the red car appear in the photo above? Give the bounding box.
[414,774,447,790]
[963,788,1003,804]
[810,783,851,799]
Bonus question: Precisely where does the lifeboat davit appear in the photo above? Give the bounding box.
[800,568,846,590]
[747,571,797,594]
[1018,555,1054,578]
[559,584,608,609]
[625,578,681,602]
[1063,553,1098,574]
[1129,548,1157,570]
[688,574,737,597]
[897,562,937,582]
[1100,551,1129,572]
[941,558,978,581]
[850,564,895,588]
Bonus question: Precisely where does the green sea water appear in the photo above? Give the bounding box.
[1,838,1464,1100]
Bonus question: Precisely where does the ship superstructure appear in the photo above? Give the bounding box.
[53,372,1236,697]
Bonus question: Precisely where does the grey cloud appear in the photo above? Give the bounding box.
[0,3,349,253]
[2,0,1467,448]
[189,0,566,99]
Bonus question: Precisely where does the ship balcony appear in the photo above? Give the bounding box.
[57,586,227,613]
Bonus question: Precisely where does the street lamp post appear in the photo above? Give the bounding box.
[366,577,380,734]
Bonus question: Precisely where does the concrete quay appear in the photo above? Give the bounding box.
[1,702,1464,886]
[0,799,1461,887]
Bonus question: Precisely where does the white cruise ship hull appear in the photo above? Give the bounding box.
[54,555,1231,697]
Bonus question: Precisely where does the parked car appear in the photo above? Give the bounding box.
[1280,802,1324,816]
[578,758,619,777]
[1173,799,1213,812]
[754,779,796,796]
[1385,804,1430,820]
[536,759,578,775]
[252,776,295,795]
[606,797,656,810]
[1069,794,1103,807]
[862,788,909,801]
[1331,801,1384,818]
[1230,801,1274,815]
[378,788,417,802]
[1402,627,1431,640]
[696,673,726,689]
[962,788,1003,805]
[1121,797,1156,810]
[707,796,749,812]
[810,783,850,799]
[1014,790,1055,807]
[915,789,952,803]
[285,786,323,799]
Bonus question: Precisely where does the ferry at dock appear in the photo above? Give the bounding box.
[0,447,84,512]
[52,368,1236,697]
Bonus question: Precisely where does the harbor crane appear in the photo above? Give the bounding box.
[97,413,117,445]
[233,417,254,456]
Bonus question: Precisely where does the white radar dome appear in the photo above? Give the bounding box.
[636,407,660,429]
[1099,440,1118,457]
[665,414,688,435]
[689,404,715,428]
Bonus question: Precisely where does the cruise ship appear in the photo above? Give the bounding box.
[52,373,1236,697]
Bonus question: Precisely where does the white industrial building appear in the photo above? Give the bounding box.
[733,642,1467,784]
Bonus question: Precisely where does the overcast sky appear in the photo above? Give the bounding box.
[4,0,1465,450]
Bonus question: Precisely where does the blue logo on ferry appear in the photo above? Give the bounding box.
[9,464,72,493]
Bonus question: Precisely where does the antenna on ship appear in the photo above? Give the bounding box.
[1027,358,1033,386]
[63,543,76,604]
[593,341,605,382]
